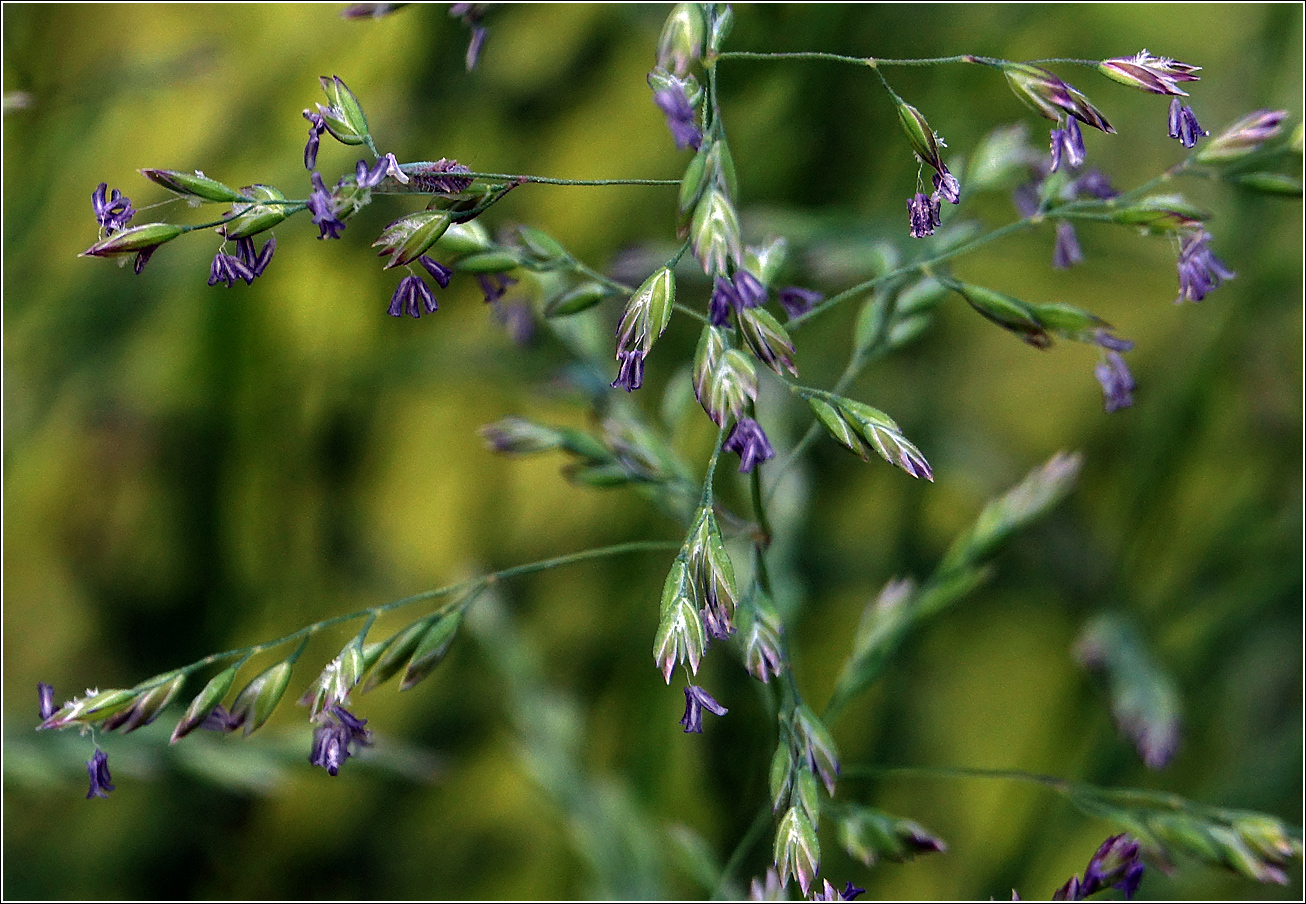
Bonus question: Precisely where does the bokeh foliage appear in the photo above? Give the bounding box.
[3,3,1300,899]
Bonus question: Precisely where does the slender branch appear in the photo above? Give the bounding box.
[566,257,634,296]
[1028,57,1103,67]
[789,216,1037,330]
[459,171,682,187]
[376,163,681,193]
[748,456,773,552]
[172,540,682,678]
[674,302,711,325]
[717,51,992,67]
[177,203,308,233]
[840,763,1266,823]
[764,215,1036,492]
[842,762,1073,793]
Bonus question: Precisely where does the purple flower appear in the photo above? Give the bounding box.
[777,286,822,320]
[340,3,407,19]
[1115,861,1146,899]
[1012,182,1041,218]
[236,236,276,278]
[679,685,728,733]
[450,4,490,71]
[1199,109,1289,162]
[1050,116,1086,172]
[653,85,702,151]
[477,273,517,304]
[1053,875,1083,900]
[904,828,948,856]
[38,682,56,721]
[1054,835,1145,900]
[85,749,115,799]
[700,598,734,641]
[354,153,405,190]
[1082,835,1144,898]
[417,255,453,288]
[355,158,381,189]
[199,705,242,733]
[1052,220,1083,269]
[742,617,783,683]
[1093,328,1134,354]
[723,417,775,473]
[612,349,645,392]
[1175,229,1235,303]
[465,26,488,71]
[309,703,373,777]
[908,191,941,238]
[92,183,135,234]
[709,276,741,326]
[933,168,961,204]
[707,271,764,326]
[132,247,156,275]
[734,270,767,308]
[812,880,867,901]
[1168,97,1208,149]
[303,110,327,170]
[208,250,256,288]
[306,171,347,239]
[1101,51,1201,96]
[1073,168,1119,200]
[748,869,785,901]
[1095,350,1135,413]
[388,274,438,318]
[492,299,535,346]
[333,704,371,740]
[1090,329,1135,413]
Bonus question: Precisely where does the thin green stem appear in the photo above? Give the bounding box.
[765,217,1036,492]
[567,257,634,296]
[717,51,994,68]
[1028,57,1102,67]
[766,319,895,495]
[704,47,796,719]
[748,459,773,552]
[667,238,694,271]
[483,540,680,584]
[378,163,681,193]
[789,216,1037,330]
[701,427,726,505]
[674,302,711,325]
[868,59,902,102]
[767,215,1042,498]
[450,181,522,221]
[178,203,308,234]
[842,762,1073,793]
[283,636,312,666]
[461,171,682,187]
[169,540,681,679]
[354,612,378,643]
[839,763,1260,823]
[705,54,724,138]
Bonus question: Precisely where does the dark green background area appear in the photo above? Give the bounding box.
[3,3,1300,899]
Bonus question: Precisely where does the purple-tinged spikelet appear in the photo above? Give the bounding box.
[85,749,115,799]
[723,418,775,473]
[679,685,728,733]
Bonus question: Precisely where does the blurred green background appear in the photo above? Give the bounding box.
[3,3,1301,899]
